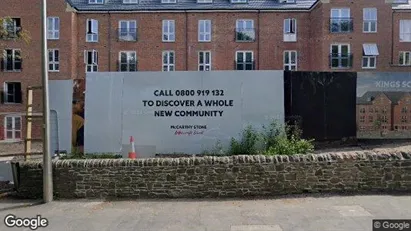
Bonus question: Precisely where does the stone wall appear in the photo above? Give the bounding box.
[16,152,411,199]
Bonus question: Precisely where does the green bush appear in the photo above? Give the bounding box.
[227,125,260,155]
[60,152,122,159]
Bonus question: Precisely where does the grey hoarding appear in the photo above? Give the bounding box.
[357,72,411,139]
[85,71,284,155]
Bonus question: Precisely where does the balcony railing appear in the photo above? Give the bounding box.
[1,58,22,72]
[329,53,353,69]
[118,28,137,42]
[117,61,138,72]
[0,27,22,39]
[235,60,255,70]
[330,18,353,33]
[235,28,255,42]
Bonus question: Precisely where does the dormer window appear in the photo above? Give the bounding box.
[123,0,138,3]
[89,0,104,4]
[231,0,247,3]
[161,0,176,3]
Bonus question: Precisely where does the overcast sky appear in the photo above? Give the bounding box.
[357,72,411,97]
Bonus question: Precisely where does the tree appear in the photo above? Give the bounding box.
[0,17,31,46]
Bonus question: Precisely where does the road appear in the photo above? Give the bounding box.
[0,195,410,231]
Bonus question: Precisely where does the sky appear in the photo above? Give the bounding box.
[357,72,411,97]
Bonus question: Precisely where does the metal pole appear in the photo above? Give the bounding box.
[41,0,53,203]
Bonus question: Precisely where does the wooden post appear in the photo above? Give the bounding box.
[24,88,33,160]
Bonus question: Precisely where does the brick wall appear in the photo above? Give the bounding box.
[16,151,411,199]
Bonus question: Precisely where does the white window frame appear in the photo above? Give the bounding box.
[4,115,22,141]
[235,51,254,70]
[89,0,104,3]
[47,17,60,40]
[198,51,211,71]
[363,8,377,33]
[162,20,175,42]
[231,0,247,3]
[236,19,255,41]
[399,51,411,66]
[284,50,297,71]
[84,50,98,72]
[162,51,175,71]
[161,0,177,3]
[86,19,99,42]
[330,8,351,33]
[3,49,22,72]
[123,0,138,3]
[119,51,137,72]
[283,18,297,42]
[400,20,411,42]
[3,82,21,104]
[362,56,377,69]
[197,0,212,3]
[198,20,211,42]
[118,20,137,41]
[48,49,59,72]
[330,44,351,68]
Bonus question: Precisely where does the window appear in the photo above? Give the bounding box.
[369,108,374,113]
[284,51,297,71]
[330,44,351,68]
[4,116,21,141]
[402,126,408,130]
[198,20,211,42]
[119,51,137,72]
[3,82,22,104]
[1,18,21,38]
[162,20,175,42]
[123,0,138,3]
[84,50,98,72]
[360,107,366,113]
[89,0,103,3]
[382,115,388,123]
[360,116,365,123]
[369,116,373,123]
[362,56,376,69]
[402,107,408,113]
[362,44,378,69]
[400,20,411,42]
[402,116,408,123]
[283,18,297,42]
[198,51,211,71]
[48,49,59,72]
[382,107,388,114]
[330,8,352,33]
[3,49,22,71]
[161,0,176,3]
[399,51,411,66]
[231,0,247,3]
[119,20,137,41]
[235,51,254,70]
[363,8,377,33]
[197,0,212,3]
[236,20,255,42]
[86,19,98,42]
[47,17,59,39]
[162,51,175,71]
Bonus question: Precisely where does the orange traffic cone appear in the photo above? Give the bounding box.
[128,136,137,159]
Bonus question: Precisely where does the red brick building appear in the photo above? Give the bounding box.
[1,0,411,141]
[357,91,411,132]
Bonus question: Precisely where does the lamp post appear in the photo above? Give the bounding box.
[41,0,53,203]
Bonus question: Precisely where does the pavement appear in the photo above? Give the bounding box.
[0,195,410,231]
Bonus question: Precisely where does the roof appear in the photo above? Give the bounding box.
[66,0,318,11]
[357,91,411,105]
[392,2,411,10]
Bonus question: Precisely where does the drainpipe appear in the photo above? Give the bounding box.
[257,10,260,70]
[108,12,112,71]
[185,10,189,71]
